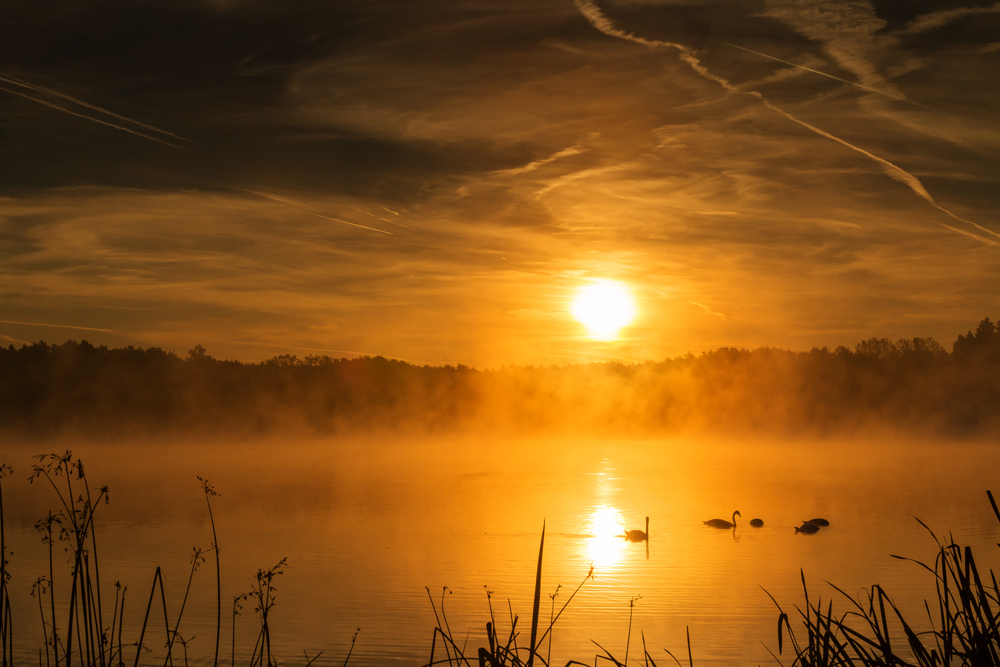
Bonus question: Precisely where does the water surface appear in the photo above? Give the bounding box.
[5,436,1000,666]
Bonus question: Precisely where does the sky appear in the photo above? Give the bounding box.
[1,0,998,367]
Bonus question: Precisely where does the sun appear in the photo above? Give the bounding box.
[572,280,636,340]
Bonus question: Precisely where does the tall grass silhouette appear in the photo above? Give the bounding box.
[1,452,359,667]
[0,463,12,667]
[423,521,597,667]
[769,490,1000,666]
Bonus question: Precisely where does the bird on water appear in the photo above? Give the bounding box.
[624,516,649,542]
[795,521,820,534]
[805,518,829,526]
[704,510,740,529]
[749,518,764,527]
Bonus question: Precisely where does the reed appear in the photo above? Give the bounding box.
[769,490,1000,666]
[248,558,287,667]
[9,452,341,667]
[0,463,12,667]
[29,453,111,667]
[424,520,603,667]
[198,477,222,667]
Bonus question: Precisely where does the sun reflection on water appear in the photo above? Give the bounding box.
[585,506,627,568]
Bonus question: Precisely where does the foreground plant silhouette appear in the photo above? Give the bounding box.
[4,452,353,667]
[770,490,1000,666]
[424,521,598,667]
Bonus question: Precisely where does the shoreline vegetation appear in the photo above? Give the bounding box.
[4,454,1000,667]
[2,318,1000,439]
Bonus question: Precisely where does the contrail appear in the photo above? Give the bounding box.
[0,319,118,333]
[725,43,941,115]
[244,189,394,235]
[312,212,394,235]
[573,0,999,245]
[0,85,186,149]
[0,72,194,144]
[351,205,415,230]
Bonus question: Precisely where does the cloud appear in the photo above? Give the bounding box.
[762,0,903,94]
[899,4,1000,36]
[494,146,586,176]
[727,44,939,113]
[0,0,997,364]
[573,0,999,245]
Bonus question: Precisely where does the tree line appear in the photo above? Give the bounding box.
[2,318,999,438]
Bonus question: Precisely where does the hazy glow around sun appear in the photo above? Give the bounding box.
[572,280,636,340]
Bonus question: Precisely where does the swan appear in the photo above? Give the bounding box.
[805,518,829,526]
[795,521,820,534]
[749,518,764,527]
[624,516,649,542]
[704,510,740,529]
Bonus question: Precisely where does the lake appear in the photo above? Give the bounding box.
[4,435,1000,666]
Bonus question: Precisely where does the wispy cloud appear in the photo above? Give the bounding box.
[898,3,1000,36]
[494,146,586,176]
[244,189,395,235]
[727,43,941,114]
[573,0,999,246]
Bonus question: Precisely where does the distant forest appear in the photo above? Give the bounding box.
[3,318,1000,438]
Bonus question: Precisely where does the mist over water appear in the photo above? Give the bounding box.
[4,436,1000,667]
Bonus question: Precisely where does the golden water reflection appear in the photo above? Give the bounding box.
[584,505,628,568]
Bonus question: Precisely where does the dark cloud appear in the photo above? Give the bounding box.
[1,0,998,364]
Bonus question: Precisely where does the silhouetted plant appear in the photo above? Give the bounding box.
[424,522,596,667]
[29,452,110,667]
[0,463,11,667]
[231,593,249,667]
[197,476,222,667]
[248,558,288,667]
[768,490,1000,666]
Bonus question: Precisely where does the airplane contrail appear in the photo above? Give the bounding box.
[572,0,999,246]
[0,85,186,149]
[725,43,942,115]
[243,189,394,235]
[312,212,394,235]
[0,72,195,144]
[0,319,118,333]
[351,206,415,230]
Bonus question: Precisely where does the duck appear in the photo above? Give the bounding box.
[704,510,740,529]
[805,518,829,526]
[749,518,764,527]
[795,521,820,534]
[624,516,649,542]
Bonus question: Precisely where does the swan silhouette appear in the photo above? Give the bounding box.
[749,518,764,527]
[795,521,820,534]
[805,518,829,526]
[704,510,740,529]
[624,516,649,542]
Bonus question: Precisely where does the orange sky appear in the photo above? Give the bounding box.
[1,0,998,366]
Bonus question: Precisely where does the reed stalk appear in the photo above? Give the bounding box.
[197,477,222,667]
[164,548,205,667]
[0,463,11,667]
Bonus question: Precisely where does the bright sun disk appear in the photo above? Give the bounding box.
[572,280,636,340]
